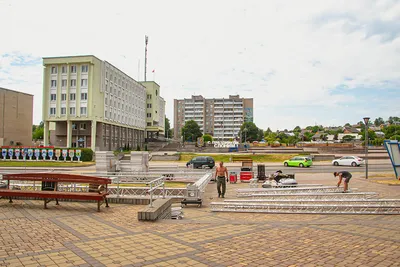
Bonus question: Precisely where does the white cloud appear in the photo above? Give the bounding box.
[0,0,399,131]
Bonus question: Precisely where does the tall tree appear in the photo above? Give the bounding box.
[374,117,384,126]
[164,117,172,138]
[293,126,301,133]
[240,122,259,142]
[181,120,202,141]
[32,121,44,140]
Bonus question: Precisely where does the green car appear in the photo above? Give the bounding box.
[283,156,312,168]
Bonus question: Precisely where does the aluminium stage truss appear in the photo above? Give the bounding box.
[222,199,400,206]
[210,202,400,215]
[237,186,356,197]
[230,192,378,200]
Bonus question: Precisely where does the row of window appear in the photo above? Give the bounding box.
[51,65,88,74]
[49,107,87,116]
[51,79,87,88]
[50,93,87,101]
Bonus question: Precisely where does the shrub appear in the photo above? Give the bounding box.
[202,134,213,142]
[136,145,141,151]
[80,148,93,161]
[144,144,148,151]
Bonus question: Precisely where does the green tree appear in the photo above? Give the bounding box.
[181,120,202,141]
[311,126,321,133]
[383,124,400,139]
[303,132,314,141]
[374,117,384,126]
[264,127,272,136]
[32,121,44,140]
[344,122,351,127]
[388,116,400,124]
[240,122,259,142]
[265,132,277,143]
[164,117,172,138]
[342,135,356,142]
[360,129,377,141]
[257,129,264,141]
[293,126,301,133]
[390,135,400,141]
[202,134,213,142]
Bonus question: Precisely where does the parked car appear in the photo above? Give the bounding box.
[186,156,215,169]
[332,156,364,167]
[283,156,312,168]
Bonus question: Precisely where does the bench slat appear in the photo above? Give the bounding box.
[0,189,107,201]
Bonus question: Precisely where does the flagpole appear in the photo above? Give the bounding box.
[153,70,155,81]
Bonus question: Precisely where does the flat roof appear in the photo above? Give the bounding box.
[0,87,34,97]
[42,55,102,61]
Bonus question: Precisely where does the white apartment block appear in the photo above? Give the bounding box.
[174,95,253,141]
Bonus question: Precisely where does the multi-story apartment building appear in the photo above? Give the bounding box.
[0,87,33,146]
[174,95,253,141]
[140,81,165,139]
[42,55,146,151]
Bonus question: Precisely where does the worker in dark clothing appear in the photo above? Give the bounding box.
[334,171,352,192]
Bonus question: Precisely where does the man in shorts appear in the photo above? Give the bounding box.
[334,171,352,192]
[215,161,228,198]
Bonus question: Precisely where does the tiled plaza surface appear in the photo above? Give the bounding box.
[0,172,400,267]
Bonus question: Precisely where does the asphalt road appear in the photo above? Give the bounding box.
[226,163,394,174]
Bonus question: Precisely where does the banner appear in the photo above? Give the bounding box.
[75,149,81,161]
[8,149,13,159]
[55,149,61,161]
[48,149,54,160]
[21,148,27,160]
[15,149,20,160]
[1,149,6,160]
[69,149,75,162]
[34,149,40,161]
[62,149,68,161]
[28,149,33,160]
[41,149,47,160]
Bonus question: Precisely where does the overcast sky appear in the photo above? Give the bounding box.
[0,0,399,131]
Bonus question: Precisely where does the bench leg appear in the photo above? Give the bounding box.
[105,197,109,208]
[97,201,101,212]
[56,199,59,205]
[44,199,48,209]
[9,197,13,203]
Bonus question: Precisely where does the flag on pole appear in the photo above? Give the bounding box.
[152,69,155,73]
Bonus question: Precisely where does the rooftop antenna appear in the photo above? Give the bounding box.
[144,35,148,81]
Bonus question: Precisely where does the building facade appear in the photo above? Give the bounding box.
[42,55,146,151]
[174,95,253,141]
[0,87,33,146]
[140,81,165,140]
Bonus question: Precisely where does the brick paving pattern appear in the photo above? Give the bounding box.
[0,172,399,266]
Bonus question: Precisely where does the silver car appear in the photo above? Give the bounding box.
[332,156,365,167]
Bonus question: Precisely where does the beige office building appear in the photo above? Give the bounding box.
[140,81,165,139]
[174,95,253,140]
[42,55,147,151]
[0,87,33,146]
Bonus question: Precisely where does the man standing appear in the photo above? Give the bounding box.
[334,171,352,192]
[215,161,228,198]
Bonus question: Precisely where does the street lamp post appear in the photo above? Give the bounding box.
[363,117,370,179]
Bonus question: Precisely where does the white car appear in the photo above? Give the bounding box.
[332,156,365,167]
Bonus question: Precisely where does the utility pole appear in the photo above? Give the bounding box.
[144,35,148,81]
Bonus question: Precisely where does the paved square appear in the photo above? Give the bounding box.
[0,172,399,266]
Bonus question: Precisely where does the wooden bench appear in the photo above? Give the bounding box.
[0,173,111,211]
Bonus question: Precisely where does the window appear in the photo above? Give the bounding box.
[69,107,75,115]
[70,93,76,101]
[70,65,77,73]
[50,94,56,101]
[51,80,57,87]
[72,123,77,130]
[61,79,67,87]
[81,79,88,87]
[147,94,152,99]
[147,113,152,118]
[61,107,66,115]
[51,66,57,74]
[70,79,76,87]
[147,122,152,126]
[80,123,87,130]
[81,65,88,72]
[61,65,67,73]
[49,107,56,115]
[80,107,87,115]
[147,103,152,108]
[81,93,87,100]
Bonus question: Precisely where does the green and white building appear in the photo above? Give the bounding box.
[42,55,147,151]
[140,81,166,140]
